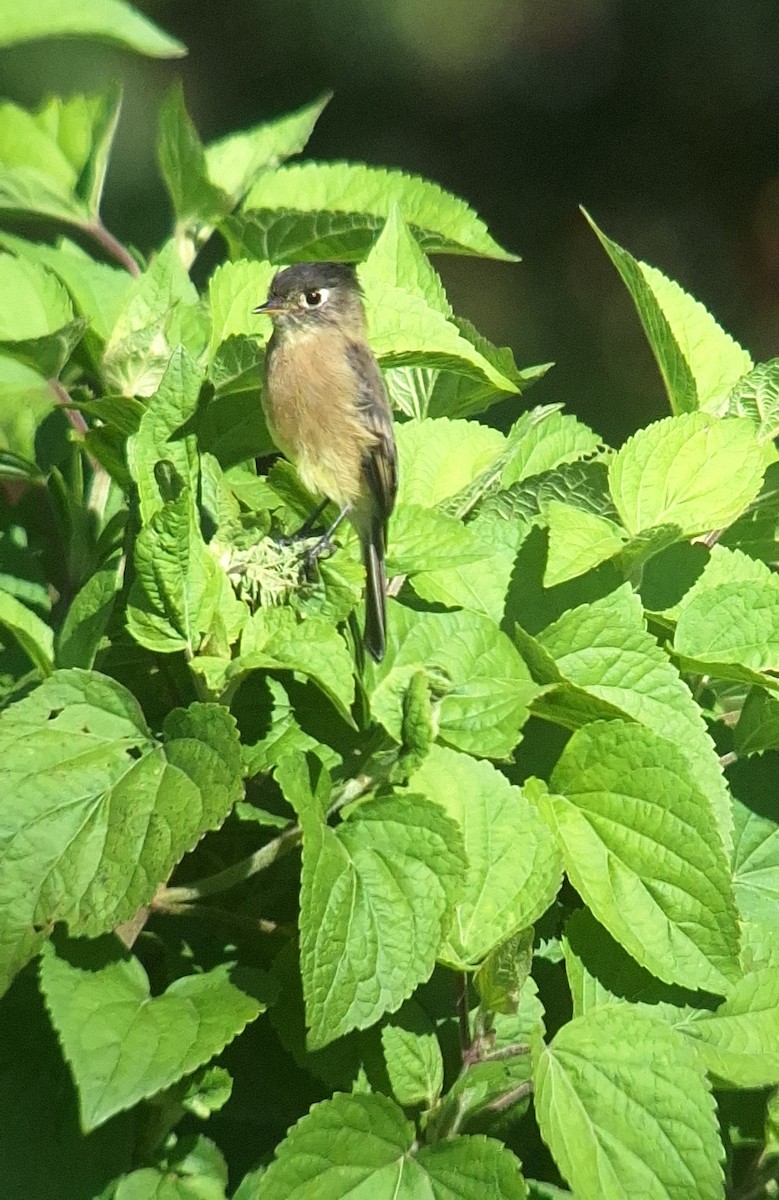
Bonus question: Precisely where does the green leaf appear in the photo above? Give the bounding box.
[0,89,123,224]
[725,357,779,442]
[205,94,330,206]
[371,604,539,759]
[530,585,733,851]
[387,503,485,576]
[0,251,88,377]
[0,231,134,342]
[127,488,219,656]
[0,588,53,674]
[56,553,123,669]
[585,208,752,415]
[501,409,602,488]
[732,797,779,932]
[734,688,779,756]
[40,936,267,1130]
[0,969,135,1199]
[297,793,464,1048]
[102,242,205,397]
[675,572,779,674]
[412,510,525,623]
[157,82,229,230]
[236,160,517,261]
[395,417,505,508]
[0,0,186,56]
[0,252,74,338]
[543,501,626,586]
[407,746,562,968]
[238,607,355,720]
[360,271,519,395]
[545,720,740,993]
[535,1006,724,1200]
[475,927,536,1015]
[609,413,769,537]
[360,204,452,313]
[253,1092,527,1199]
[0,672,244,993]
[681,961,779,1087]
[381,999,444,1109]
[127,345,203,523]
[207,258,274,359]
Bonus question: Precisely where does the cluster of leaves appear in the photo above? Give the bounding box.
[2,5,779,1200]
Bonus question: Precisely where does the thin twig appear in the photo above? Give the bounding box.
[154,773,373,906]
[83,219,140,277]
[151,896,290,936]
[455,972,471,1058]
[483,1081,533,1113]
[158,824,303,904]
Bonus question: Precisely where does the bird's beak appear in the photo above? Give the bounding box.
[252,297,286,315]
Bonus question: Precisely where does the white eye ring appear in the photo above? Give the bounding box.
[300,287,329,309]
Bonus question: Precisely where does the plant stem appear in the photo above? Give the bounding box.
[455,972,471,1058]
[84,218,140,277]
[159,824,303,904]
[155,773,373,905]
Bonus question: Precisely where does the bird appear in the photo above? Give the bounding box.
[253,262,397,661]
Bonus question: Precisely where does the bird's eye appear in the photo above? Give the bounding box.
[300,287,329,308]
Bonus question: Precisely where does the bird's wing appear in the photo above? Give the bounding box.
[346,340,398,523]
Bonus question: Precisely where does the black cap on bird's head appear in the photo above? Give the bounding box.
[253,262,365,331]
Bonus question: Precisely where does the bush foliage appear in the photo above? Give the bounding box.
[2,6,779,1199]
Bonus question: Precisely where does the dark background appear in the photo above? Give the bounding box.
[2,0,778,443]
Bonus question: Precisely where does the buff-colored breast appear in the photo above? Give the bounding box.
[263,325,373,508]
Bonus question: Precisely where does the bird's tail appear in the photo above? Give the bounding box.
[362,523,387,662]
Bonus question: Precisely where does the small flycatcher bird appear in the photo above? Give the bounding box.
[253,262,397,661]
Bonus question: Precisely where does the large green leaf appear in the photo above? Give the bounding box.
[126,488,219,656]
[585,209,751,415]
[528,585,733,850]
[370,604,539,759]
[0,89,123,225]
[157,82,229,230]
[0,671,243,994]
[205,94,330,206]
[0,588,53,674]
[0,231,134,342]
[126,345,203,522]
[535,1007,724,1200]
[732,797,779,932]
[102,242,206,397]
[207,258,274,359]
[380,1000,444,1109]
[543,501,626,587]
[501,409,602,488]
[680,959,779,1088]
[0,354,55,458]
[40,936,267,1130]
[408,746,562,968]
[395,417,505,508]
[0,0,185,55]
[230,161,517,261]
[295,792,464,1048]
[675,570,779,674]
[251,1092,527,1199]
[56,553,123,669]
[545,720,740,993]
[609,413,770,537]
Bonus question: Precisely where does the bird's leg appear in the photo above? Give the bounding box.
[304,504,350,564]
[279,499,330,546]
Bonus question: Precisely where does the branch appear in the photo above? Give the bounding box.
[83,218,140,277]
